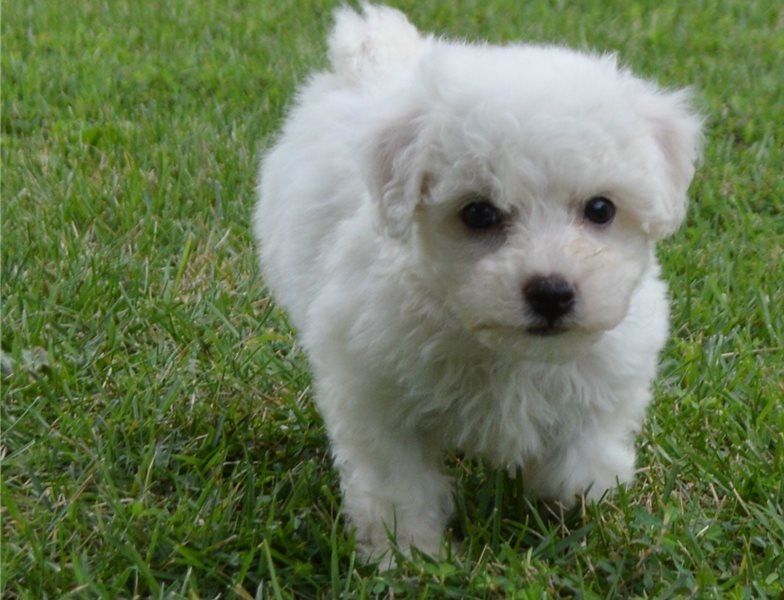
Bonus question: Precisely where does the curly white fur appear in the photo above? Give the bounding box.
[255,4,701,562]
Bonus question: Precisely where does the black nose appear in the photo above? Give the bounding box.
[523,275,576,322]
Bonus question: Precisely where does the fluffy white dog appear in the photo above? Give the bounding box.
[255,4,701,562]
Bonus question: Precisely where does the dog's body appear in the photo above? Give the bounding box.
[255,5,700,560]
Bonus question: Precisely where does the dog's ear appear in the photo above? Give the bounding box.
[363,108,429,239]
[636,88,703,238]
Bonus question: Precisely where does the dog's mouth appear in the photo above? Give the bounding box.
[470,321,576,338]
[526,324,570,337]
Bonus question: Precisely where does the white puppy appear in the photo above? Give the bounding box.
[255,4,701,562]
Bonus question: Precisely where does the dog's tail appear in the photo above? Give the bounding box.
[328,3,426,85]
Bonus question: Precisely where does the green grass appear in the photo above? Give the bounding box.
[2,0,782,597]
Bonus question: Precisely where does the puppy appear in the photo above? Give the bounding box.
[255,4,701,562]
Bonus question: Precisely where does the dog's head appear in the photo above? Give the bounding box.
[363,44,702,357]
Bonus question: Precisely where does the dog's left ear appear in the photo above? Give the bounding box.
[362,108,429,239]
[637,88,703,238]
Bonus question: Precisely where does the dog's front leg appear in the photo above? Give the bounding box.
[524,415,639,506]
[323,403,453,565]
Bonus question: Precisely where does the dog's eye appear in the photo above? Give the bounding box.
[460,200,503,230]
[583,196,616,225]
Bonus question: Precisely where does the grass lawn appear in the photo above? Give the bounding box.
[2,0,782,596]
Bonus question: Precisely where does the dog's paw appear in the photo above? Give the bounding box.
[354,523,445,570]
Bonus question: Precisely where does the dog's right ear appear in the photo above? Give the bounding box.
[363,109,429,239]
